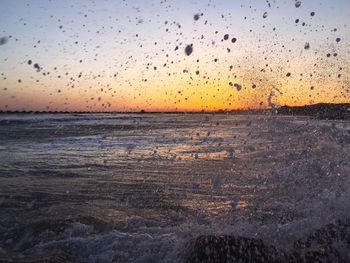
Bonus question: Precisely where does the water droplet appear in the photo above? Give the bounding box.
[0,37,8,45]
[185,44,193,56]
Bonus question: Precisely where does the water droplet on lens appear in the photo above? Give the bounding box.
[185,44,193,56]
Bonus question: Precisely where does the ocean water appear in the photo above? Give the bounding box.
[0,113,349,262]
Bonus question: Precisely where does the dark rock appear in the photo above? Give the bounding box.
[186,235,281,263]
[291,219,350,262]
[187,219,350,262]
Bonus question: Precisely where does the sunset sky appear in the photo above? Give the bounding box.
[0,0,349,111]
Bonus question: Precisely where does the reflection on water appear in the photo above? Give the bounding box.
[0,114,290,215]
[0,113,349,261]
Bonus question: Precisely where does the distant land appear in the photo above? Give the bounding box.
[276,103,350,120]
[0,103,349,120]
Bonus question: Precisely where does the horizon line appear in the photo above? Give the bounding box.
[0,103,349,114]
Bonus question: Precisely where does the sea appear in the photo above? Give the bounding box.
[0,113,349,262]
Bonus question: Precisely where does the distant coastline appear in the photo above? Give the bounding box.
[0,103,349,120]
[276,103,350,120]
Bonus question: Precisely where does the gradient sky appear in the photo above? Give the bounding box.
[0,0,349,111]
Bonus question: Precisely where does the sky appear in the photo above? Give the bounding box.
[0,0,349,112]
